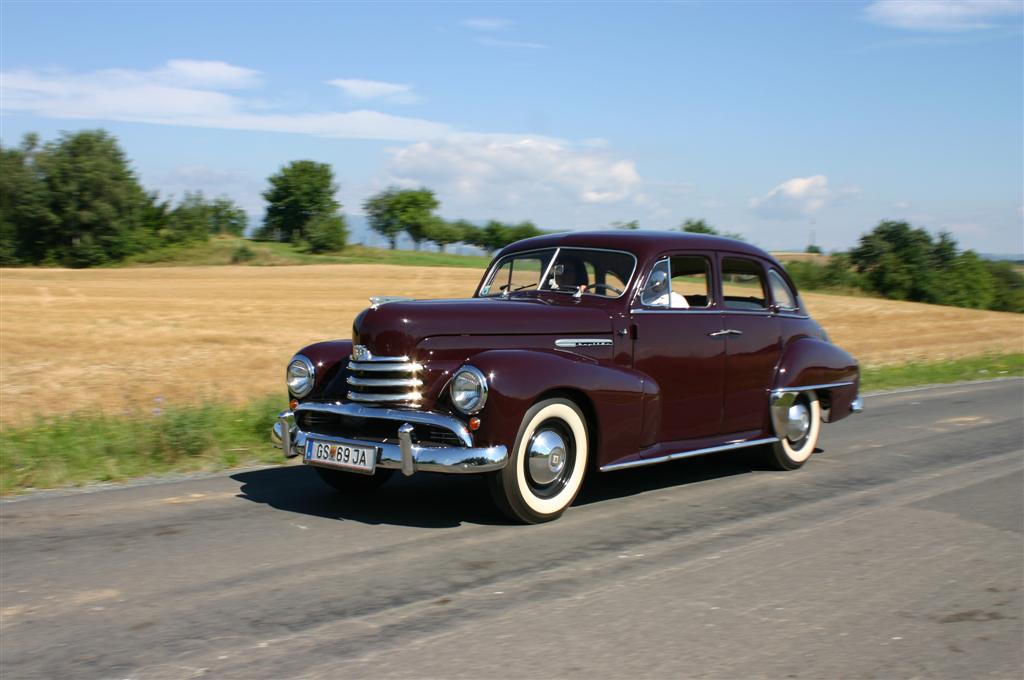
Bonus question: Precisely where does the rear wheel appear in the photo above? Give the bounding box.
[313,466,393,494]
[488,398,589,524]
[764,390,821,470]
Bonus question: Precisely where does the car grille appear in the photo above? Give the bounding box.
[346,354,423,405]
[297,411,463,448]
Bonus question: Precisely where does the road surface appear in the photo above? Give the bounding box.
[2,379,1022,679]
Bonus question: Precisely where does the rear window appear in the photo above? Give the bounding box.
[721,257,768,310]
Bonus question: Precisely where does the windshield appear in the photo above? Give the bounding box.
[479,248,636,299]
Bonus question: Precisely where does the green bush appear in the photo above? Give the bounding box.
[231,243,255,263]
[305,214,348,253]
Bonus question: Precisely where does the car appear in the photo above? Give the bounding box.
[271,230,862,523]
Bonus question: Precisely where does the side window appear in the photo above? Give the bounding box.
[669,256,711,308]
[641,258,671,307]
[721,257,768,310]
[768,270,798,311]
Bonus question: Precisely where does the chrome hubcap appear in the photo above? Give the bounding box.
[528,429,567,486]
[786,402,811,443]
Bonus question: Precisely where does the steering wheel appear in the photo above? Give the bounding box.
[577,282,624,296]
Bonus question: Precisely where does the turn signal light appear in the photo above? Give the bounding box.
[468,417,481,431]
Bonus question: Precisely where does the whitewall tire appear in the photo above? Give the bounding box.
[488,398,589,524]
[765,390,821,470]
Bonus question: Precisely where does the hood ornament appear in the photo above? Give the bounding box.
[369,296,414,310]
[352,344,373,361]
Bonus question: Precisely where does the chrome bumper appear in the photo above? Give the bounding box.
[270,404,508,476]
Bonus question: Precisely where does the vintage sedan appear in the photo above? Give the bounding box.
[271,231,861,523]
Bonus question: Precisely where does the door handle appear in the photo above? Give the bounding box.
[708,329,743,337]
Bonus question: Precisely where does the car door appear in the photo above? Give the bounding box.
[631,252,725,447]
[718,254,782,436]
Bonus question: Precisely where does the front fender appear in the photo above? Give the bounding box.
[294,340,352,402]
[468,350,648,470]
[774,337,859,424]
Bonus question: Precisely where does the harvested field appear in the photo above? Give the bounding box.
[2,264,1022,425]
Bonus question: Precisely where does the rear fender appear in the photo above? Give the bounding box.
[773,337,860,427]
[467,349,648,470]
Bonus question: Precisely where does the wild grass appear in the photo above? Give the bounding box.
[2,353,1020,495]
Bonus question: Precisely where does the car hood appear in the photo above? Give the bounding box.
[352,297,612,358]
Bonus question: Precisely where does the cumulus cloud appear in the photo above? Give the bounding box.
[385,136,644,217]
[462,18,513,31]
[327,78,417,103]
[865,0,1023,32]
[750,175,838,219]
[0,61,450,141]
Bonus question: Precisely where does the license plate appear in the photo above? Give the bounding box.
[304,438,377,474]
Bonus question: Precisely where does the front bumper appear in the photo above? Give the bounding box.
[271,402,508,476]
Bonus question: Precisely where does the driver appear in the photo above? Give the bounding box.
[553,257,588,291]
[645,270,689,308]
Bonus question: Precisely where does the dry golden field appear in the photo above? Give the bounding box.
[2,263,1022,426]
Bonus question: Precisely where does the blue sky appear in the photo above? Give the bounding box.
[2,1,1022,253]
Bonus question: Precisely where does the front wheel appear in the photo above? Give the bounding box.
[488,397,589,524]
[314,466,393,494]
[764,390,821,470]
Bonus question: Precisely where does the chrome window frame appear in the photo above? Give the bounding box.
[767,269,799,312]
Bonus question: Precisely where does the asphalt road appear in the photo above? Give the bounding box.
[2,379,1022,679]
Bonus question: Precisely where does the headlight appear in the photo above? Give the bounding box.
[450,366,488,414]
[286,355,316,397]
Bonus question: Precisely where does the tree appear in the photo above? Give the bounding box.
[423,218,465,252]
[363,187,439,250]
[210,196,248,235]
[0,134,54,265]
[165,191,214,244]
[32,130,154,266]
[680,218,745,241]
[680,218,716,234]
[261,160,342,244]
[611,220,639,230]
[305,213,348,253]
[849,221,939,302]
[985,261,1024,313]
[805,244,823,254]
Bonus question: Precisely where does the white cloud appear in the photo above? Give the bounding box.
[476,36,547,49]
[385,136,643,218]
[750,175,834,219]
[0,61,451,141]
[865,0,1023,32]
[462,18,513,31]
[159,59,261,88]
[327,78,417,103]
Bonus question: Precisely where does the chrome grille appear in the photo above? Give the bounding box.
[346,347,423,404]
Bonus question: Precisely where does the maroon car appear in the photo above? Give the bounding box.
[272,231,861,523]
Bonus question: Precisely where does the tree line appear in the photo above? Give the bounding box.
[1,131,248,267]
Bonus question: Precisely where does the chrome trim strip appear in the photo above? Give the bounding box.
[632,308,720,315]
[600,437,779,472]
[554,338,613,348]
[347,391,423,403]
[346,376,423,388]
[347,361,423,373]
[350,353,411,363]
[773,381,855,393]
[294,402,473,447]
[294,430,508,474]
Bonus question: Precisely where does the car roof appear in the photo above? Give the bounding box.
[498,229,777,263]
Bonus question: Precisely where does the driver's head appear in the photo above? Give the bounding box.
[555,258,585,289]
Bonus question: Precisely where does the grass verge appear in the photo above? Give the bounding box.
[2,353,1021,496]
[118,236,491,269]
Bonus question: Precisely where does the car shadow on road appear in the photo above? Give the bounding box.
[231,465,507,528]
[231,446,802,527]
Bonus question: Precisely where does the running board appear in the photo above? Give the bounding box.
[600,437,779,472]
